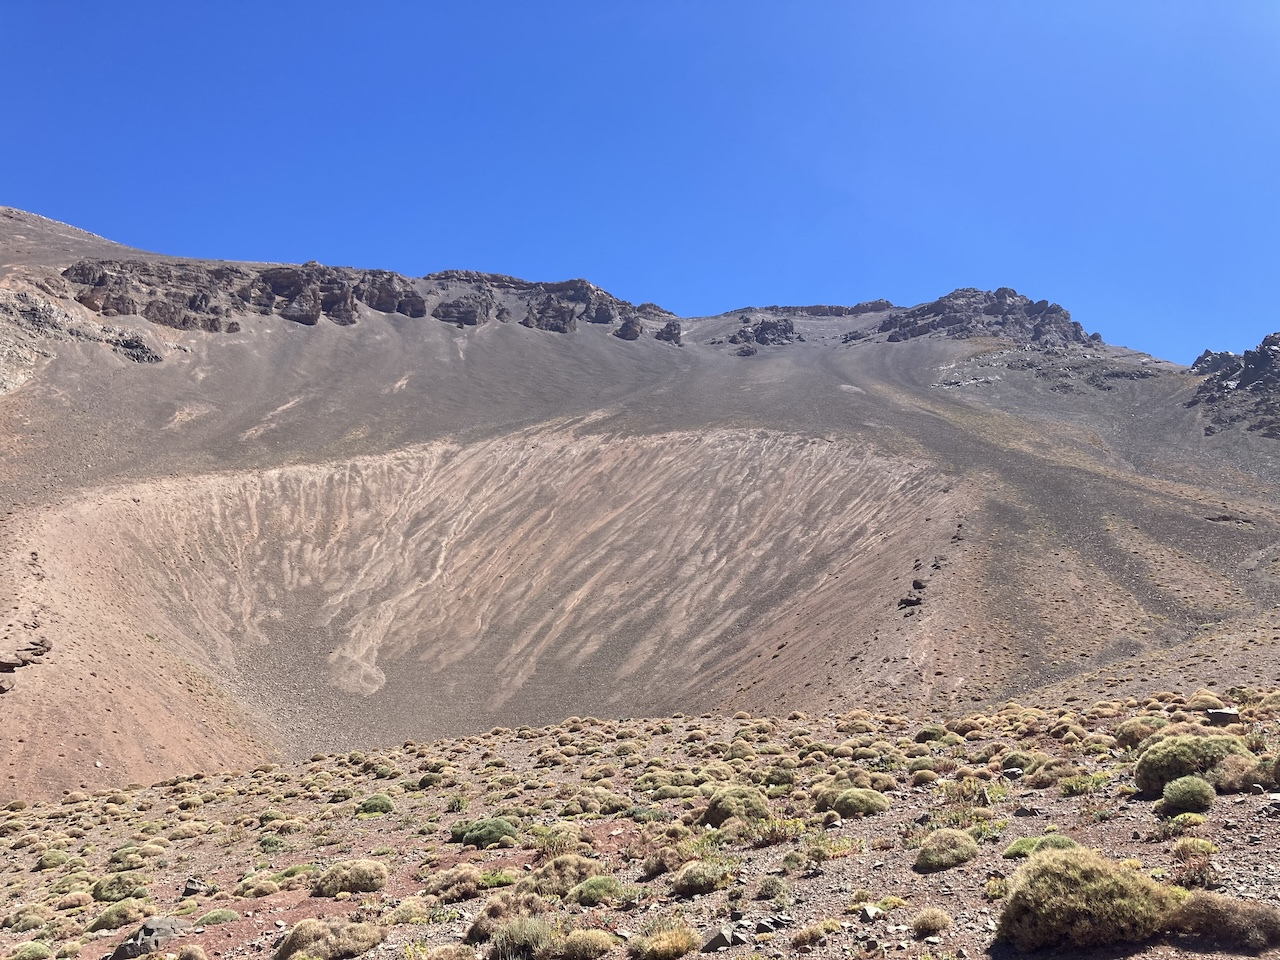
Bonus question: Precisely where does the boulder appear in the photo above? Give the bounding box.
[110,917,189,960]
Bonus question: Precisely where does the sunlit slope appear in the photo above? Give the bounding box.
[14,426,955,764]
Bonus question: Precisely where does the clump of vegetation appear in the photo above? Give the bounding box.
[670,858,735,896]
[562,928,618,960]
[196,908,240,925]
[452,817,518,849]
[421,863,482,902]
[1169,890,1280,950]
[627,915,700,960]
[699,786,769,827]
[466,892,549,943]
[831,788,890,818]
[274,917,384,960]
[914,828,979,872]
[1160,775,1216,815]
[356,793,394,815]
[567,875,624,907]
[311,859,388,897]
[911,907,953,937]
[1133,734,1248,795]
[791,918,841,947]
[516,855,603,897]
[489,916,554,960]
[87,898,150,932]
[1002,834,1078,859]
[996,848,1176,951]
[91,871,148,902]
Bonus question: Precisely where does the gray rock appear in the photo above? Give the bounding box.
[110,917,189,960]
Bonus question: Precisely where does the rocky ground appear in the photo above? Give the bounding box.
[3,686,1280,960]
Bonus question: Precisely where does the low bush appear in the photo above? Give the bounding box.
[87,898,150,932]
[567,875,623,907]
[627,916,699,960]
[196,909,239,926]
[274,917,384,960]
[562,929,617,960]
[91,871,148,903]
[670,859,734,897]
[489,916,553,960]
[452,818,518,849]
[421,863,482,902]
[311,859,388,897]
[1161,776,1215,815]
[699,786,769,827]
[1133,735,1248,795]
[1169,890,1280,950]
[996,848,1176,951]
[831,788,890,818]
[911,907,953,937]
[914,829,979,873]
[516,855,602,897]
[466,892,549,943]
[357,794,394,816]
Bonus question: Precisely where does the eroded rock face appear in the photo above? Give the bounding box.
[877,287,1097,347]
[1189,332,1280,437]
[654,319,682,345]
[58,259,671,340]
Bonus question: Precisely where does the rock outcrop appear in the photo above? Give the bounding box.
[876,287,1098,348]
[729,317,801,347]
[57,259,668,338]
[1188,332,1280,438]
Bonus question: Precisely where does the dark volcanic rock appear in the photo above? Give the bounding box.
[877,288,1095,347]
[614,316,643,341]
[655,319,682,345]
[1189,332,1280,438]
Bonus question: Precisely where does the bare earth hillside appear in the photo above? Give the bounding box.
[1,207,1278,807]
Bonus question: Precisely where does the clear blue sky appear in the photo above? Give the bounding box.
[2,3,1277,363]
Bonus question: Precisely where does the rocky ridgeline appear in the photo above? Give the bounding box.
[871,288,1099,348]
[49,259,677,341]
[1189,332,1280,438]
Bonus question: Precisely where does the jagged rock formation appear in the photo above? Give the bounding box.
[1189,332,1280,437]
[54,259,671,338]
[876,287,1098,347]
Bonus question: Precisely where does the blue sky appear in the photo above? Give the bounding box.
[2,3,1277,363]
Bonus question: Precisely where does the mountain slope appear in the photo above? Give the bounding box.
[1,208,1278,800]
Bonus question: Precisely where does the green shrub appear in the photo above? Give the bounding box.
[91,871,148,903]
[489,916,553,960]
[233,876,279,898]
[1161,776,1215,815]
[699,786,769,827]
[1005,834,1079,858]
[831,788,890,819]
[914,829,979,873]
[567,875,623,907]
[9,944,53,960]
[274,917,384,960]
[996,848,1176,951]
[87,898,149,932]
[311,860,388,898]
[1133,735,1248,795]
[357,794,394,816]
[452,818,518,849]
